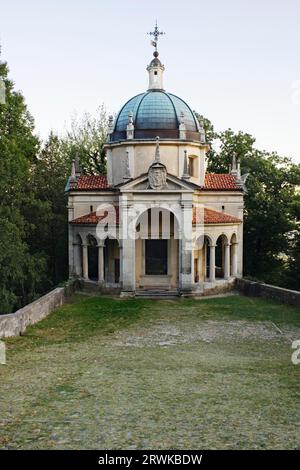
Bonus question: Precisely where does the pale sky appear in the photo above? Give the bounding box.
[1,0,300,162]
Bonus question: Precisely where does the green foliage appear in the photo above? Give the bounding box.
[0,60,48,313]
[196,117,300,286]
[28,132,70,286]
[61,105,108,174]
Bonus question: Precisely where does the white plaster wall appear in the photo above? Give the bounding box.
[70,193,119,219]
[106,141,207,187]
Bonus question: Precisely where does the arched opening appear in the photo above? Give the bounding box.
[104,238,120,284]
[230,233,238,277]
[135,207,179,289]
[215,234,228,279]
[204,236,211,280]
[87,235,98,281]
[75,234,83,277]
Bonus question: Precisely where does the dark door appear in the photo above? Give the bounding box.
[145,240,168,275]
[115,259,120,283]
[88,246,98,281]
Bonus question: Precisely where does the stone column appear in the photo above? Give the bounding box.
[209,244,216,283]
[120,195,135,296]
[119,243,123,284]
[224,243,230,280]
[121,238,135,294]
[82,244,89,280]
[180,200,193,294]
[67,204,75,278]
[197,251,202,283]
[231,242,238,277]
[98,243,104,283]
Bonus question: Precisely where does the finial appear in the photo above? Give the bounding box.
[74,155,82,177]
[107,115,114,142]
[198,115,206,143]
[148,21,165,55]
[182,150,190,180]
[70,160,77,182]
[230,153,242,180]
[108,115,114,128]
[179,112,186,140]
[126,111,134,139]
[154,136,161,162]
[230,153,237,175]
[128,111,133,125]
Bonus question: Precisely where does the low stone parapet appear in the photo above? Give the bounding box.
[236,278,300,307]
[0,280,79,338]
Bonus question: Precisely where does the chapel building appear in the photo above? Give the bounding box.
[66,31,245,297]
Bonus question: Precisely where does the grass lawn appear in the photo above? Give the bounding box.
[0,294,300,449]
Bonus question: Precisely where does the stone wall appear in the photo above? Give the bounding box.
[0,280,79,338]
[236,278,300,307]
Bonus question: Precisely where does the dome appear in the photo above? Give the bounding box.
[111,90,200,142]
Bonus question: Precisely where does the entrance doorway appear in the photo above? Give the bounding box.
[145,239,168,275]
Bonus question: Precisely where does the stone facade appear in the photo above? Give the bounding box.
[65,45,246,298]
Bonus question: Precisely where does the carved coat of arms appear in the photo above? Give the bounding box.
[148,162,168,190]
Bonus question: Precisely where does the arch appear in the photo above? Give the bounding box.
[230,233,238,277]
[135,207,179,289]
[215,234,229,279]
[75,234,83,277]
[87,234,98,281]
[230,233,237,244]
[204,235,212,280]
[135,206,180,238]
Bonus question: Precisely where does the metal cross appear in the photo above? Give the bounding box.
[148,21,165,51]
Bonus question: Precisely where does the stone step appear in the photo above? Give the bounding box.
[135,289,180,299]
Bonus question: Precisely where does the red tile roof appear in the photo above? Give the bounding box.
[203,174,241,190]
[68,173,241,191]
[193,207,242,225]
[71,206,240,226]
[71,206,119,225]
[70,175,114,191]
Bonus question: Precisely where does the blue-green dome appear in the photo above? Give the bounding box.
[111,90,200,141]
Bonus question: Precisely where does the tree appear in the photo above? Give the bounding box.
[0,58,47,312]
[62,105,108,174]
[198,121,300,285]
[26,132,70,287]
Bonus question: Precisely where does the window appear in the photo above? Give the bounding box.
[188,156,198,177]
[188,157,194,176]
[154,71,158,75]
[145,240,168,275]
[90,205,93,213]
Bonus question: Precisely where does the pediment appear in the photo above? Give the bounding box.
[119,173,195,192]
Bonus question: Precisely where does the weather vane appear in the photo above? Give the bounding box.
[147,21,165,53]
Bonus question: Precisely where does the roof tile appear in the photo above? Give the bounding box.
[193,207,242,224]
[71,206,240,226]
[70,175,114,191]
[203,173,241,190]
[71,206,119,225]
